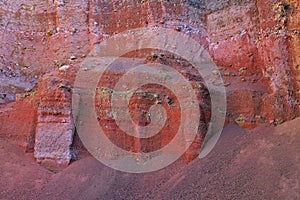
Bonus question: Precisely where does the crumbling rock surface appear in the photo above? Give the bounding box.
[34,71,75,170]
[0,0,299,169]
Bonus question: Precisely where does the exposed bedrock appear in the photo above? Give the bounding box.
[0,0,299,169]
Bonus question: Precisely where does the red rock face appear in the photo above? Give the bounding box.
[0,0,299,169]
[0,95,38,152]
[94,50,211,162]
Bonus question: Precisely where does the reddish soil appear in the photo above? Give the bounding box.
[1,119,299,200]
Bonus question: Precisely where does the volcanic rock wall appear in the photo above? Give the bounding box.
[0,0,299,169]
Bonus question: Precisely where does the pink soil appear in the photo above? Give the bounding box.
[0,119,299,200]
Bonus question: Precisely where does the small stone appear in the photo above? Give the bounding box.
[212,70,220,76]
[54,0,65,6]
[175,26,182,32]
[146,53,158,61]
[0,93,6,99]
[252,78,258,83]
[59,65,70,72]
[24,88,32,92]
[224,72,231,76]
[239,67,247,74]
[167,97,174,105]
[58,83,71,92]
[69,28,76,34]
[158,20,165,25]
[159,53,165,58]
[70,56,77,60]
[235,115,245,126]
[224,83,231,87]
[47,29,57,36]
[53,60,60,66]
[274,119,284,126]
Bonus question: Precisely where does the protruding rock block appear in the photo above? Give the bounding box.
[34,72,74,170]
[35,123,74,170]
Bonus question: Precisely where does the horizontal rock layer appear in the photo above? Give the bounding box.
[0,0,299,169]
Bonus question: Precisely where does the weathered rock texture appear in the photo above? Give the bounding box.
[0,95,38,152]
[34,71,75,170]
[0,0,299,168]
